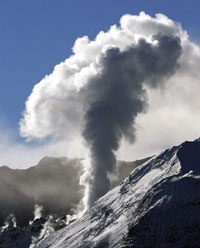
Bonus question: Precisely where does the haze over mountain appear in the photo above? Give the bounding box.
[0,157,148,227]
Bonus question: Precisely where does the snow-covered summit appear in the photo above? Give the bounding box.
[36,139,200,248]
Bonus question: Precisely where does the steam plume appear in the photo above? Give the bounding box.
[80,34,182,208]
[20,12,200,211]
[0,214,17,232]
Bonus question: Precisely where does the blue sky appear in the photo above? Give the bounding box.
[0,0,199,134]
[0,0,199,168]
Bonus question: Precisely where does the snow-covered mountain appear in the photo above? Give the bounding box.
[0,157,149,247]
[36,139,200,248]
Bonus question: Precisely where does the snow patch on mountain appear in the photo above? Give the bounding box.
[36,139,200,248]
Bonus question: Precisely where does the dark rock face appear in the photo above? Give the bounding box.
[121,140,200,248]
[121,177,200,248]
[177,140,200,175]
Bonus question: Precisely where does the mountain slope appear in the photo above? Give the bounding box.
[36,139,200,248]
[0,157,83,227]
[0,157,149,248]
[0,156,148,228]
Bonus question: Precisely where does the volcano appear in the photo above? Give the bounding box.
[36,139,200,248]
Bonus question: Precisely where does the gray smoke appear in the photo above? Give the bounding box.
[21,13,199,213]
[81,34,182,207]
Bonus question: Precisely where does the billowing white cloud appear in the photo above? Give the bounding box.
[18,12,200,210]
[19,12,200,161]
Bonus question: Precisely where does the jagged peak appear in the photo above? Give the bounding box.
[36,138,200,248]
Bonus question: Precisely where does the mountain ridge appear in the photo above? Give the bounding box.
[36,139,200,248]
